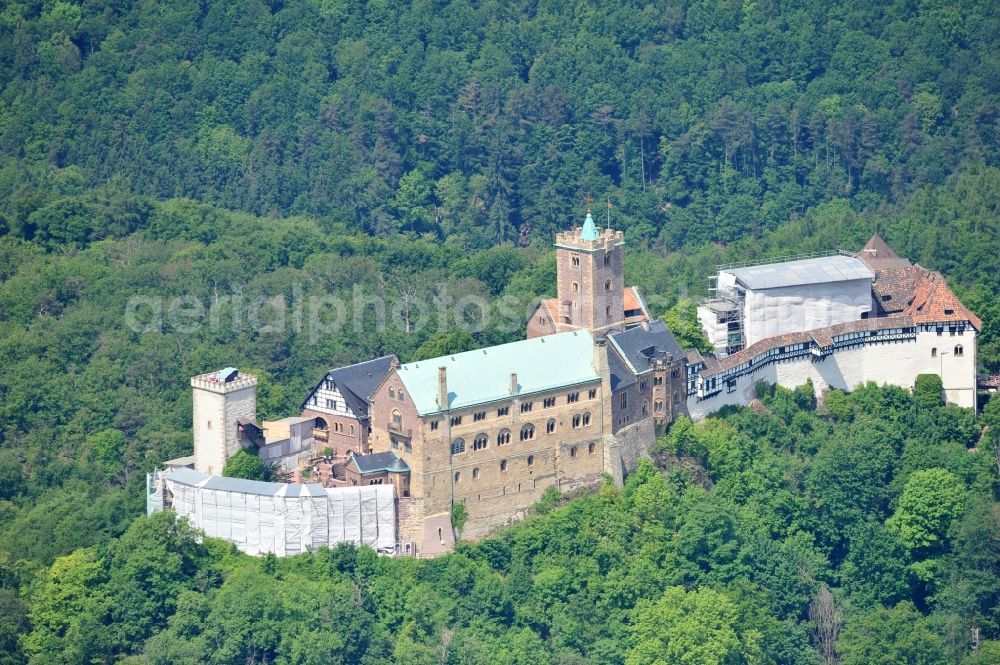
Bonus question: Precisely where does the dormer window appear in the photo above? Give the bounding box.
[881,295,891,302]
[944,309,954,315]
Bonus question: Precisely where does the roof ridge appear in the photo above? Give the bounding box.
[400,329,592,370]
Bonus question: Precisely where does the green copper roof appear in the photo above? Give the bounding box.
[397,331,600,416]
[581,212,600,241]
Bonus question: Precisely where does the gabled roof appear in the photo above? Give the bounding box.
[904,269,982,330]
[860,233,900,260]
[623,286,651,326]
[725,255,874,290]
[870,264,922,314]
[397,330,599,415]
[301,355,396,418]
[607,319,684,376]
[348,451,409,474]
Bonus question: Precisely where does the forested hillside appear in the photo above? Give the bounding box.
[2,0,1000,663]
[9,385,1000,664]
[3,0,999,246]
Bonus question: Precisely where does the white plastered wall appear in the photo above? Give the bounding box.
[687,331,977,420]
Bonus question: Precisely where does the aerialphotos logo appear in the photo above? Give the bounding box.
[123,283,681,343]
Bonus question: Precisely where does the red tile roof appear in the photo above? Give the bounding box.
[540,287,650,325]
[904,269,982,330]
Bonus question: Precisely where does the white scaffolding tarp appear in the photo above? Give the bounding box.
[151,468,395,556]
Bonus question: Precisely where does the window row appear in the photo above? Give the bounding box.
[331,422,355,435]
[430,390,599,429]
[450,414,593,454]
[931,345,964,358]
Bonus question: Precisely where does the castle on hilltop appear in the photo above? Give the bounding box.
[149,217,981,558]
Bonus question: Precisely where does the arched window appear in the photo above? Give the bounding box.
[451,438,465,454]
[572,414,581,428]
[497,429,511,446]
[570,446,577,458]
[350,424,355,435]
[392,410,402,428]
[500,460,508,472]
[520,424,535,441]
[605,279,611,292]
[604,254,611,266]
[654,400,663,412]
[955,344,964,357]
[438,527,443,542]
[454,471,461,483]
[527,455,534,466]
[472,467,479,480]
[588,442,596,455]
[931,347,937,357]
[583,412,591,426]
[572,282,579,293]
[642,402,648,416]
[547,418,556,434]
[388,387,395,398]
[473,434,488,451]
[572,255,580,267]
[606,305,612,317]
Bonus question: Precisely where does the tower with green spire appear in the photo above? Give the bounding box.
[551,209,626,338]
[581,211,600,241]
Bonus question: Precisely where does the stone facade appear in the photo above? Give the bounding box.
[191,372,258,475]
[369,371,609,551]
[300,405,367,456]
[553,219,626,338]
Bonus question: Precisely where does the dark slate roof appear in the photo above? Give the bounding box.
[348,451,410,474]
[302,355,396,418]
[607,319,685,375]
[238,420,266,448]
[608,348,636,391]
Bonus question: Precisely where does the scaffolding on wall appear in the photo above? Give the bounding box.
[147,468,396,556]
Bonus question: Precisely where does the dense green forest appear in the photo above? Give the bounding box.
[8,384,1000,664]
[2,0,1000,663]
[2,0,1000,246]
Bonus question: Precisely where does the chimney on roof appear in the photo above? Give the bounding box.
[510,373,518,395]
[437,367,448,409]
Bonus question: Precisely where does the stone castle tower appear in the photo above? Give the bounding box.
[191,368,258,474]
[553,210,625,338]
